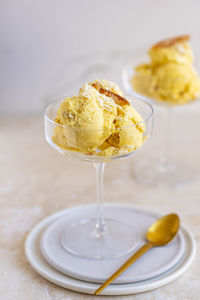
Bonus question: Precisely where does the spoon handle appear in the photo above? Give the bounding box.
[94,242,153,295]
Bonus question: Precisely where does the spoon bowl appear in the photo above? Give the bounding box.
[146,214,180,246]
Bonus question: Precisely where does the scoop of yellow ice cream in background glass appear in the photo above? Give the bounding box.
[148,36,194,66]
[131,35,200,105]
[52,79,146,157]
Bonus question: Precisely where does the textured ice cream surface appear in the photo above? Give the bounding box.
[52,79,146,157]
[54,84,117,152]
[132,35,200,105]
[109,105,145,149]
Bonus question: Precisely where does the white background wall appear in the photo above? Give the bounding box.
[1,0,200,114]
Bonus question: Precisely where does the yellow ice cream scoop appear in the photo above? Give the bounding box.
[132,35,200,105]
[149,35,193,66]
[150,63,200,104]
[103,104,145,153]
[54,83,117,152]
[52,79,146,156]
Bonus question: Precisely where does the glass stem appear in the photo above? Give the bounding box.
[93,162,106,238]
[160,106,173,172]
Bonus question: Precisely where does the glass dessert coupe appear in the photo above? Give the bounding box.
[122,58,199,187]
[44,95,153,260]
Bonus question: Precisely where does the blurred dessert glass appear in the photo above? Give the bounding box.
[122,35,200,187]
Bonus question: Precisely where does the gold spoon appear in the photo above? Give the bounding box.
[95,213,180,295]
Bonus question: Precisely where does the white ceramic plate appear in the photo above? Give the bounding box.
[40,204,185,284]
[25,204,196,296]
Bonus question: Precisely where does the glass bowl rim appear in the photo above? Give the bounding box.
[44,95,154,132]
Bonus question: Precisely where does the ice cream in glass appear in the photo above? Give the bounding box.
[45,79,153,259]
[132,35,200,105]
[122,35,200,186]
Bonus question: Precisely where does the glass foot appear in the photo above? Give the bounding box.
[132,158,195,188]
[60,218,139,260]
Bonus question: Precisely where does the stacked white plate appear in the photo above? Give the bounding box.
[25,204,196,296]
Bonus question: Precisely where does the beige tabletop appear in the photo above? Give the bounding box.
[0,111,200,300]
